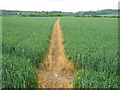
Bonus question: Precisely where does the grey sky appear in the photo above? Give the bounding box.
[0,0,119,12]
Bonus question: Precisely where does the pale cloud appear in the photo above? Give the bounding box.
[0,0,119,12]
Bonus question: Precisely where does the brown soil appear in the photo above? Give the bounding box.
[37,18,74,88]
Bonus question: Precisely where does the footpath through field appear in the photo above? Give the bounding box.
[37,18,74,88]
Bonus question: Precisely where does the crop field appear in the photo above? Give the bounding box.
[2,17,119,88]
[60,17,119,88]
[2,17,57,88]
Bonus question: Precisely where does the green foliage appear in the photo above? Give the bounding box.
[3,17,56,66]
[74,69,119,88]
[60,17,118,88]
[2,9,119,17]
[2,54,37,88]
[75,9,118,16]
[22,14,63,17]
[2,17,57,88]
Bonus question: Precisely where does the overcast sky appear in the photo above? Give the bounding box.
[0,0,119,12]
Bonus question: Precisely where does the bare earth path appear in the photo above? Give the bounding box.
[37,18,74,88]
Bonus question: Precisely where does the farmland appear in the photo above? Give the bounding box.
[60,17,119,88]
[2,17,57,88]
[2,16,119,88]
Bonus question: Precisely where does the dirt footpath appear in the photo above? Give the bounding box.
[37,18,74,88]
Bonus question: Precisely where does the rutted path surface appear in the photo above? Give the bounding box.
[37,18,74,88]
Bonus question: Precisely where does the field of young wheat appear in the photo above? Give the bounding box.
[60,17,118,88]
[2,17,57,88]
[2,17,119,88]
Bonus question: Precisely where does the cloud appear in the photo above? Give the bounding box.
[0,0,119,12]
[50,0,65,1]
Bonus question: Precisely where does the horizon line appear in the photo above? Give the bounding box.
[0,8,119,13]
